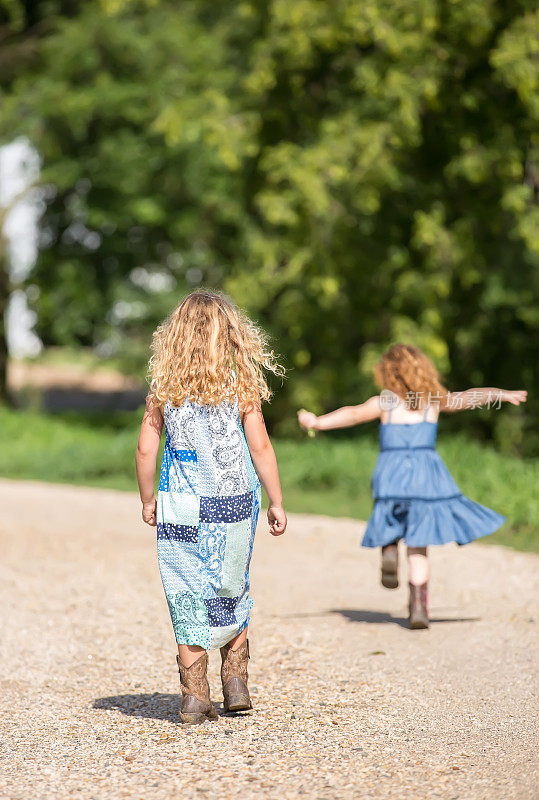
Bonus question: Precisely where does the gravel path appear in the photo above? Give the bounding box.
[0,480,537,800]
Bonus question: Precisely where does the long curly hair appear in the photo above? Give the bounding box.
[374,344,447,404]
[147,290,284,410]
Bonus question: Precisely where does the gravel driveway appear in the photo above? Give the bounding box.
[0,479,537,799]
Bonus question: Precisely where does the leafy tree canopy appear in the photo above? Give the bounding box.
[1,0,537,450]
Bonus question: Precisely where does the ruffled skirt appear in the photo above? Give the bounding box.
[362,494,505,548]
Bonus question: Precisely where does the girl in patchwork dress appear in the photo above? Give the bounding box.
[299,344,526,629]
[136,291,287,724]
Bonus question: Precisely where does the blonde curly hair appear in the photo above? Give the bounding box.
[147,290,284,410]
[374,344,447,405]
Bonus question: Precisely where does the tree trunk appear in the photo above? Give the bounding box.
[0,238,10,405]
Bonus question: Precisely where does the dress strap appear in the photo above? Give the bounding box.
[422,401,430,420]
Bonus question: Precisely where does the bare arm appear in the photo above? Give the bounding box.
[441,388,527,413]
[298,395,381,432]
[242,404,286,536]
[135,400,164,525]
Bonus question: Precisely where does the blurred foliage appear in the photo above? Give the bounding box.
[0,405,536,551]
[1,1,538,450]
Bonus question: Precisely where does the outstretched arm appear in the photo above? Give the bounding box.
[242,404,286,536]
[135,399,164,525]
[441,388,527,412]
[298,395,381,432]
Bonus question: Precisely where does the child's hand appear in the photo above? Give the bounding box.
[298,409,318,432]
[142,496,157,526]
[503,390,527,406]
[268,504,287,536]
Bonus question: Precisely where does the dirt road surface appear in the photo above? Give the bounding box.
[0,480,537,799]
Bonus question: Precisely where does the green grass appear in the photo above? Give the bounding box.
[1,407,537,552]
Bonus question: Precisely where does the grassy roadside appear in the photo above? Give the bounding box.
[1,407,537,553]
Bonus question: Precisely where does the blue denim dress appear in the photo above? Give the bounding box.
[362,410,505,548]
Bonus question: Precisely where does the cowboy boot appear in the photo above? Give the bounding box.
[176,651,218,724]
[220,639,252,712]
[408,582,429,629]
[381,543,399,589]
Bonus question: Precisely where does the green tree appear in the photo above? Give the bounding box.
[1,1,537,450]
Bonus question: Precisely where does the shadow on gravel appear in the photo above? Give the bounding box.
[94,693,180,722]
[331,609,480,628]
[93,693,230,723]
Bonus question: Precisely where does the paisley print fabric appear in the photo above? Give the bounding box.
[157,399,260,649]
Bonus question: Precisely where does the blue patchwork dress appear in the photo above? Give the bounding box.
[362,410,505,548]
[157,399,261,650]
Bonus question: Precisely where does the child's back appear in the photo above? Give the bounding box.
[160,398,259,500]
[365,398,501,547]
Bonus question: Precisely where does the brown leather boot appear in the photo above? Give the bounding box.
[176,651,218,724]
[381,543,399,589]
[408,582,429,629]
[220,639,252,712]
